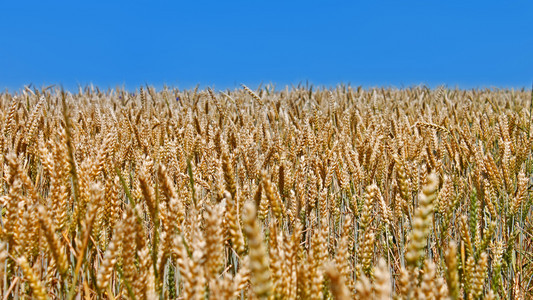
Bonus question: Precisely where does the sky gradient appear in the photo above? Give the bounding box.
[1,0,532,91]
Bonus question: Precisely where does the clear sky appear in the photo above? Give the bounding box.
[1,0,532,91]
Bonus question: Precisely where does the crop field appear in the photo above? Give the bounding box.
[0,85,531,299]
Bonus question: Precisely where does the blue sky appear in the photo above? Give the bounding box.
[0,0,531,91]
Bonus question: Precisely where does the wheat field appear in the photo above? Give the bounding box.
[0,85,531,299]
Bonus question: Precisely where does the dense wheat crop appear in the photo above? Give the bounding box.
[0,85,531,299]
